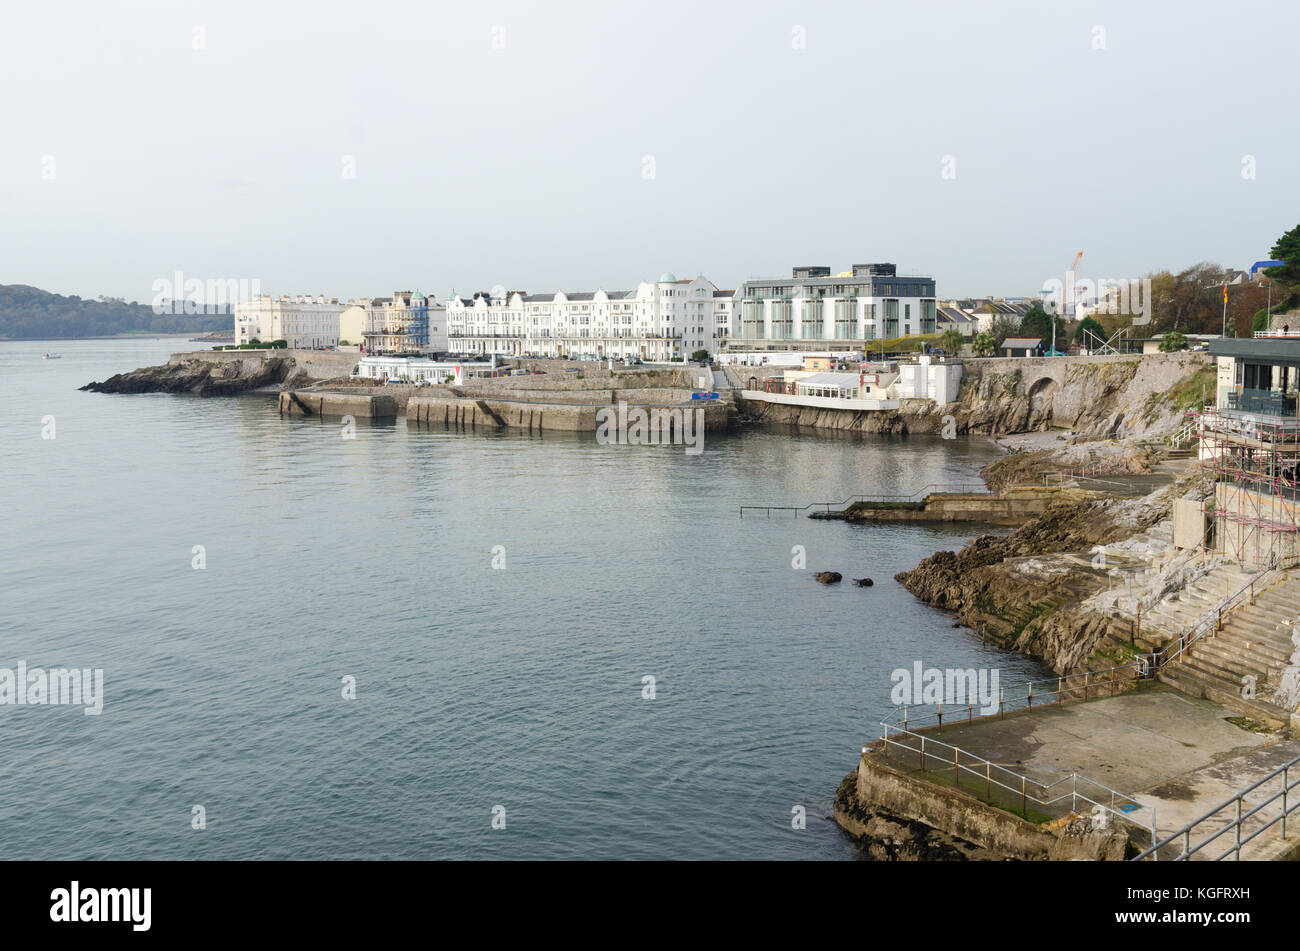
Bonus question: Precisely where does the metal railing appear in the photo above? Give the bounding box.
[881,661,1150,733]
[1132,752,1300,860]
[738,482,989,518]
[862,556,1295,856]
[872,723,1158,848]
[1154,554,1292,670]
[1043,470,1152,497]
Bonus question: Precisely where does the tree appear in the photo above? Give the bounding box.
[971,331,996,357]
[689,349,710,363]
[1074,316,1105,346]
[938,328,963,354]
[1018,304,1065,350]
[1159,330,1188,352]
[1264,224,1300,287]
[989,315,1018,348]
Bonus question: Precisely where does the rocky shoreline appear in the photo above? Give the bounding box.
[80,349,359,397]
[740,351,1211,440]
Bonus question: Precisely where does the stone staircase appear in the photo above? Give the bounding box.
[1135,559,1258,648]
[1158,571,1300,728]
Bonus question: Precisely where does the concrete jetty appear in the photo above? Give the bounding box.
[837,684,1300,860]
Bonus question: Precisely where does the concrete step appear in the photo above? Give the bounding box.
[1157,666,1291,728]
[1194,636,1294,673]
[1223,619,1295,647]
[1183,647,1281,689]
[1190,628,1294,665]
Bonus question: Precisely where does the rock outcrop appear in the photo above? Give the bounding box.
[82,355,294,396]
[81,350,361,396]
[894,485,1183,672]
[741,352,1213,440]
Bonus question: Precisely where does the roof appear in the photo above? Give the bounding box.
[713,289,735,297]
[1002,338,1043,348]
[937,307,974,324]
[1209,338,1300,364]
[797,372,861,388]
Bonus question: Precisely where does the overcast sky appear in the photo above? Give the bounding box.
[2,0,1296,303]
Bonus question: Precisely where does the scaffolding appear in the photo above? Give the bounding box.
[1200,408,1300,568]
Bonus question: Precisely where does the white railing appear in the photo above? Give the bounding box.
[1168,419,1197,449]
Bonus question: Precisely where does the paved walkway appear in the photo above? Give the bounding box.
[883,684,1298,856]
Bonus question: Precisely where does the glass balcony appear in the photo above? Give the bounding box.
[1225,387,1298,416]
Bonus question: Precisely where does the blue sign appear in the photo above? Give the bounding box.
[693,392,718,400]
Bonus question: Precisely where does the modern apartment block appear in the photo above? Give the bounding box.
[233,294,346,348]
[445,273,735,361]
[362,291,448,355]
[727,263,937,353]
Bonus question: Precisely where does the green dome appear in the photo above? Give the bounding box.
[446,289,456,301]
[658,272,677,283]
[411,290,424,300]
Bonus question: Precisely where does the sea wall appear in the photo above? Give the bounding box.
[819,486,1064,525]
[835,753,1128,861]
[740,352,1211,438]
[278,391,397,418]
[407,394,734,433]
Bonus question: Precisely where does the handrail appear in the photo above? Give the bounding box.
[881,661,1149,733]
[738,482,990,518]
[1132,753,1300,860]
[1155,553,1292,669]
[872,722,1158,849]
[865,553,1294,857]
[1043,470,1149,496]
[1168,419,1197,449]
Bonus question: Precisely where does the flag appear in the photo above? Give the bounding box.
[1223,285,1229,304]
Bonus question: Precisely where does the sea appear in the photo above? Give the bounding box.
[0,337,1049,859]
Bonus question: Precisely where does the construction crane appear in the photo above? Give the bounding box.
[1054,250,1084,355]
[1065,250,1083,318]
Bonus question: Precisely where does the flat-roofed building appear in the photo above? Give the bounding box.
[727,262,937,354]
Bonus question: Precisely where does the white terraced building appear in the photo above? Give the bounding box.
[234,294,346,348]
[444,273,735,361]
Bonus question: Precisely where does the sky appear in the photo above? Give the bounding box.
[2,0,1297,304]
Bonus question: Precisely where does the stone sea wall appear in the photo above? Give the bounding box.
[741,352,1212,438]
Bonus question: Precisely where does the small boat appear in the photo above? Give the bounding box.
[43,352,62,360]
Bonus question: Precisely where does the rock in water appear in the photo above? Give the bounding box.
[854,578,874,587]
[814,571,842,585]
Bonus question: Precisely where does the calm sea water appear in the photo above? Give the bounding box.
[0,338,1048,860]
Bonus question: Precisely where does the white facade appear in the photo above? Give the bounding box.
[234,294,345,348]
[730,264,937,352]
[895,355,963,403]
[445,273,735,360]
[353,355,494,384]
[745,356,962,411]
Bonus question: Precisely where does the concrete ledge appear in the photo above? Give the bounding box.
[278,391,397,418]
[844,752,1127,860]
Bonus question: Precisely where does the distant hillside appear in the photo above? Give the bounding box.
[0,284,231,339]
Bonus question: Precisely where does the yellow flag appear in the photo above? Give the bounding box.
[1223,285,1228,303]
